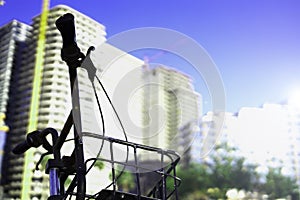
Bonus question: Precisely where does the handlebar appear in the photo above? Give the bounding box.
[12,128,61,197]
[12,130,43,154]
[55,13,76,49]
[55,13,84,69]
[12,128,58,155]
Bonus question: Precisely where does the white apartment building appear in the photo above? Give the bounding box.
[142,66,201,158]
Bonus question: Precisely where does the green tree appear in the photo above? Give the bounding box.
[175,163,212,199]
[261,167,299,199]
[116,171,135,192]
[108,167,136,192]
[175,143,261,199]
[207,143,259,198]
[94,160,104,170]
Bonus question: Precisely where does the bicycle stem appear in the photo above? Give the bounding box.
[69,67,86,200]
[55,13,86,200]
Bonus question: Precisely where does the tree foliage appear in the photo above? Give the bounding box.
[262,167,299,199]
[176,143,299,199]
[176,163,211,199]
[116,171,135,192]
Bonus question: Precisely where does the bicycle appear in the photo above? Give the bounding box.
[13,13,181,200]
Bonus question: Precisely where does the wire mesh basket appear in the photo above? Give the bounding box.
[82,132,181,200]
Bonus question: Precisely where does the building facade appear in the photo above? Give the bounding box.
[142,66,201,160]
[235,104,300,186]
[0,20,31,114]
[0,113,9,200]
[0,20,32,198]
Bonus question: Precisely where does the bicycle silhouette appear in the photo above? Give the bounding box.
[13,13,180,200]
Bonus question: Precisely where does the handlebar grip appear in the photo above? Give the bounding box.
[12,141,31,155]
[55,13,77,48]
[12,130,42,155]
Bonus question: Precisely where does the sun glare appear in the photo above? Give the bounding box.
[288,89,300,107]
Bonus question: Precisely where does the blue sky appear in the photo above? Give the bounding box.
[1,0,300,113]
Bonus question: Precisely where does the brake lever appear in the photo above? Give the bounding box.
[42,136,53,153]
[35,151,52,171]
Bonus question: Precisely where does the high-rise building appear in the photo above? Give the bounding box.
[0,113,9,200]
[178,119,201,166]
[142,66,201,158]
[0,20,32,199]
[1,5,107,199]
[0,19,31,175]
[0,20,31,113]
[0,20,31,114]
